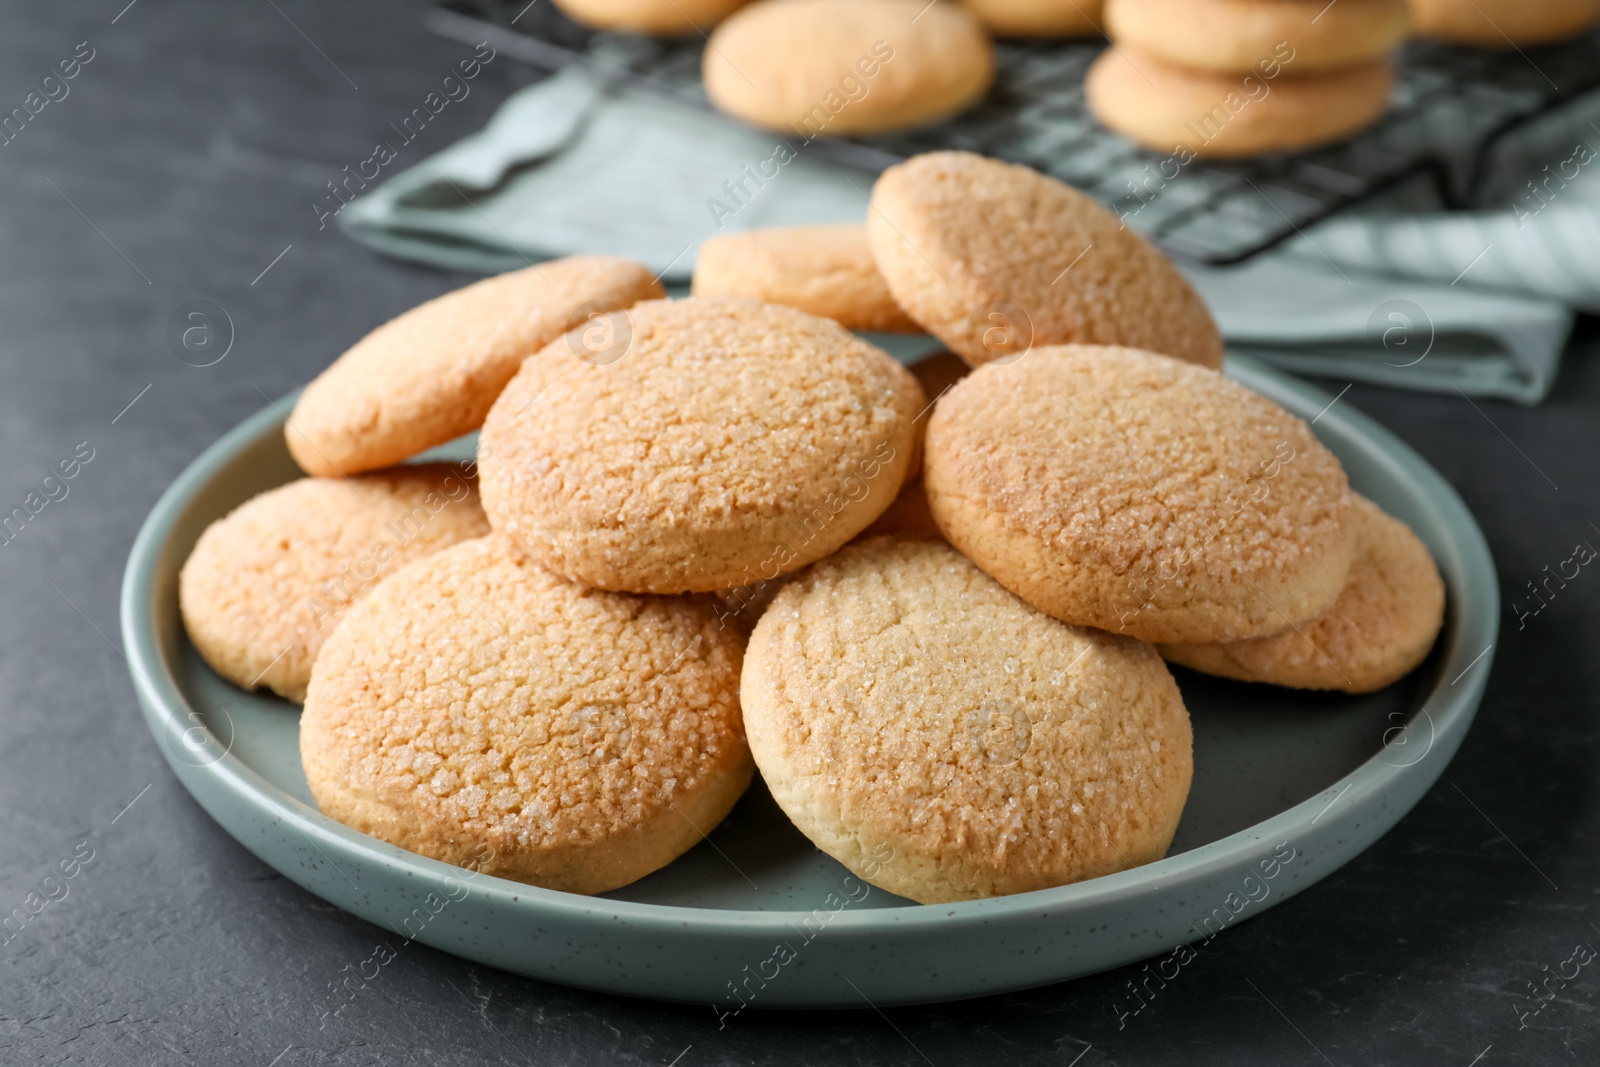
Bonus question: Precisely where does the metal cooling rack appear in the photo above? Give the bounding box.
[429,0,1600,265]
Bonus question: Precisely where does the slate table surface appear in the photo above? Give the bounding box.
[2,3,1597,1064]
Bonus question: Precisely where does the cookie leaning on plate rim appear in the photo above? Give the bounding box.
[478,297,926,594]
[742,537,1194,904]
[300,535,753,894]
[286,255,662,477]
[866,151,1224,368]
[924,344,1355,644]
[178,464,489,703]
[1160,494,1446,692]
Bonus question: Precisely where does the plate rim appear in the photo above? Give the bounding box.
[120,356,1499,936]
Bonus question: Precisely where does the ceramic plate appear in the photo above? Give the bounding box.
[121,356,1497,1008]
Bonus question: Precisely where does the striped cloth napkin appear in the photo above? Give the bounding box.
[338,68,1600,404]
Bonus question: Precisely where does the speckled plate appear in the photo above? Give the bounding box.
[121,355,1497,1008]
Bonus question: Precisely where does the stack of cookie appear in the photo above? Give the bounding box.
[179,151,1444,906]
[1087,0,1408,157]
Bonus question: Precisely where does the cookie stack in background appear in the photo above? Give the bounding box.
[178,150,1446,907]
[1088,0,1408,157]
[1408,0,1600,46]
[958,0,1104,37]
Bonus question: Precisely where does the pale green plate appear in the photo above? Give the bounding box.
[120,356,1497,1008]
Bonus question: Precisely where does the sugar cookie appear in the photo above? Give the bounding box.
[287,256,663,477]
[1104,0,1409,73]
[300,536,752,894]
[1086,48,1395,158]
[553,0,750,34]
[704,0,995,136]
[178,465,489,703]
[866,151,1223,368]
[692,224,920,332]
[1160,496,1444,691]
[479,297,925,593]
[961,0,1104,37]
[1409,0,1600,46]
[924,344,1354,643]
[742,537,1193,903]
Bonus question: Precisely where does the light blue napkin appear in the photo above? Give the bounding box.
[339,67,1600,404]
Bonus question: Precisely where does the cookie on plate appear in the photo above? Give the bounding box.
[742,537,1193,904]
[553,0,750,34]
[924,344,1354,643]
[704,0,995,136]
[960,0,1104,37]
[1104,0,1408,73]
[178,465,489,703]
[300,536,752,894]
[1160,495,1445,692]
[1408,0,1600,45]
[866,151,1223,368]
[287,256,663,477]
[692,224,920,332]
[1086,48,1395,158]
[479,297,925,594]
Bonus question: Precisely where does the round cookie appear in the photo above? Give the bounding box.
[1409,0,1600,46]
[1086,48,1395,158]
[703,0,995,137]
[742,537,1193,904]
[866,151,1223,368]
[300,535,752,894]
[924,344,1355,644]
[287,256,663,478]
[692,224,921,332]
[178,465,489,703]
[479,297,926,594]
[1160,495,1445,692]
[961,0,1104,37]
[1104,0,1409,73]
[553,0,750,34]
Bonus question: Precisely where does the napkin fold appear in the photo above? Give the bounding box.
[340,66,1600,404]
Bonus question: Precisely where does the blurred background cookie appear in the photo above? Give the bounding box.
[178,465,488,703]
[1104,0,1409,73]
[300,536,752,894]
[742,537,1193,903]
[479,297,925,593]
[1086,47,1395,157]
[287,256,662,477]
[867,151,1223,367]
[1160,495,1446,692]
[1408,0,1600,45]
[924,344,1354,643]
[553,0,750,34]
[693,224,921,332]
[703,0,995,136]
[959,0,1104,37]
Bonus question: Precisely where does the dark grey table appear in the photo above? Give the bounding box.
[3,3,1597,1064]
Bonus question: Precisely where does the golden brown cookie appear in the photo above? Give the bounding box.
[857,477,942,541]
[1086,47,1395,158]
[866,151,1223,368]
[742,538,1193,904]
[300,535,752,894]
[692,224,921,332]
[287,256,663,478]
[703,0,995,137]
[1160,495,1444,692]
[924,344,1354,643]
[178,465,489,703]
[961,0,1104,37]
[479,297,925,594]
[553,0,750,34]
[1409,0,1600,46]
[1104,0,1409,73]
